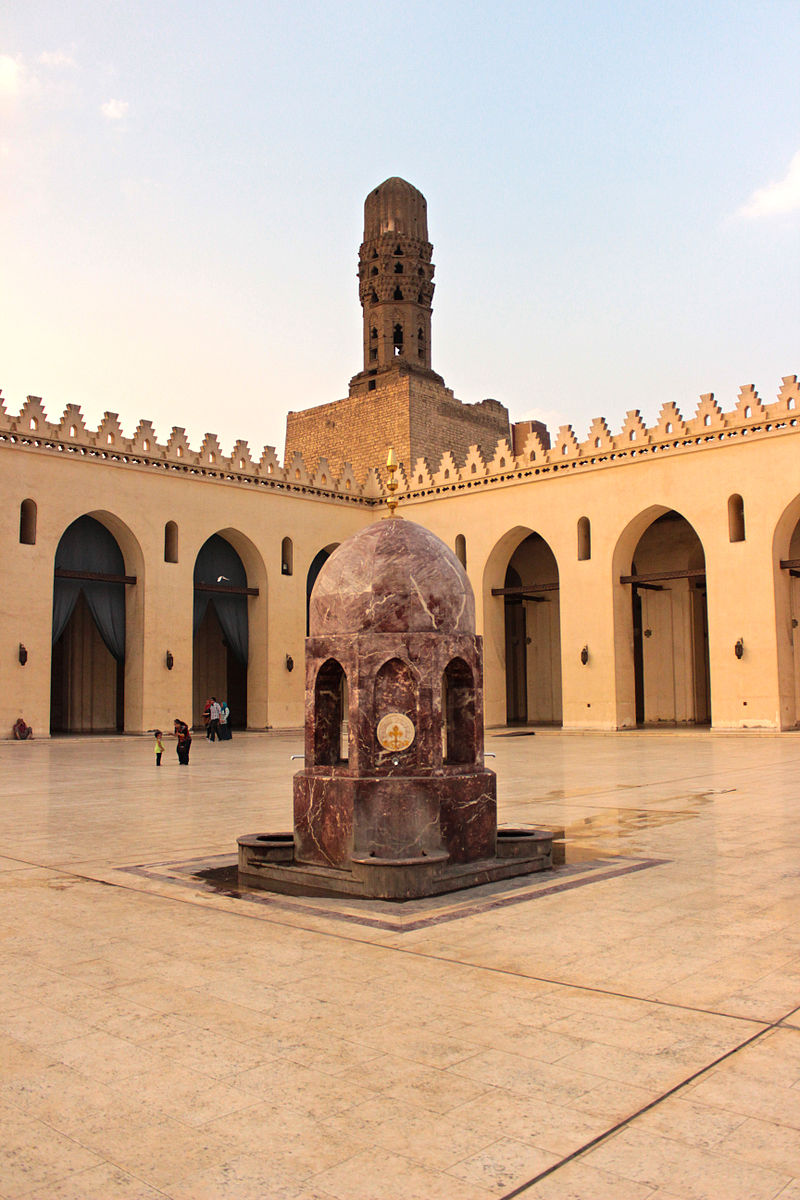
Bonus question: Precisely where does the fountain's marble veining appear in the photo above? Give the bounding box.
[239,517,551,898]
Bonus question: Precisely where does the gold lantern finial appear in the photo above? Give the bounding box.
[385,447,401,518]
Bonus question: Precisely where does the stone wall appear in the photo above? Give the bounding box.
[285,368,510,479]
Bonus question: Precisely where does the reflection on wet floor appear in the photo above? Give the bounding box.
[551,840,598,866]
[541,800,719,865]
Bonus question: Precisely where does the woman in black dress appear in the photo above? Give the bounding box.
[173,717,192,764]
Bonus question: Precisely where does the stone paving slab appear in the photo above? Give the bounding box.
[0,730,799,1198]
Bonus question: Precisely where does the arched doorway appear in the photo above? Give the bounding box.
[787,517,800,725]
[51,515,132,733]
[193,534,251,729]
[774,499,800,727]
[499,532,562,725]
[625,511,710,726]
[306,543,340,635]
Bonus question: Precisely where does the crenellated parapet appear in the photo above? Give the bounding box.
[387,375,800,498]
[1,376,798,505]
[0,396,376,504]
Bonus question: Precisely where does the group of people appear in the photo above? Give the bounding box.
[202,697,232,742]
[152,700,233,765]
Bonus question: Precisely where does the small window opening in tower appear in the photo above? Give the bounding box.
[370,327,377,339]
[418,268,424,276]
[394,262,403,274]
[370,290,378,303]
[417,292,424,304]
[371,266,378,276]
[393,324,403,354]
[369,348,377,361]
[394,245,403,255]
[372,248,378,257]
[393,287,403,301]
[368,380,376,391]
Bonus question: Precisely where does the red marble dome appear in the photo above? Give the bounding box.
[309,518,475,636]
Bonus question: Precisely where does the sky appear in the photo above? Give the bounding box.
[1,1,798,460]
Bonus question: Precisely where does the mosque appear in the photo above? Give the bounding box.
[2,177,799,739]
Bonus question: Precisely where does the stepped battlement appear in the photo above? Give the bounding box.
[1,376,797,504]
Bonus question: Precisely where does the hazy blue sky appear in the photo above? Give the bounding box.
[2,1,798,459]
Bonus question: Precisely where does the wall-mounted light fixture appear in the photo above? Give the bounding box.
[580,645,589,665]
[285,654,294,672]
[18,643,27,666]
[165,650,174,670]
[734,638,744,660]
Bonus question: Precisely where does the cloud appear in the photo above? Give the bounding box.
[37,50,77,68]
[738,150,800,219]
[0,54,25,100]
[101,98,129,121]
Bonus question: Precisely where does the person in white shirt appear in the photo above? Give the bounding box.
[207,697,222,741]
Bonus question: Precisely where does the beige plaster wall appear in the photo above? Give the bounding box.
[3,405,800,737]
[400,429,800,730]
[1,444,369,738]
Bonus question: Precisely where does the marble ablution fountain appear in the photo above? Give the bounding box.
[238,479,552,900]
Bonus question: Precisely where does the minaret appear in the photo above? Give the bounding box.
[285,177,510,477]
[350,177,442,393]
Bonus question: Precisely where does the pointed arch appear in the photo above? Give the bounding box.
[482,526,562,727]
[772,494,800,728]
[613,508,709,727]
[50,511,145,733]
[192,528,268,729]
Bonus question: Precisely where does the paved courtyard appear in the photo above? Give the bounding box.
[1,728,799,1199]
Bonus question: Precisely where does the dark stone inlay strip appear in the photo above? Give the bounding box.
[119,855,667,932]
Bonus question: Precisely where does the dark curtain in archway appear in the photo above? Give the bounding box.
[193,535,248,664]
[52,516,125,661]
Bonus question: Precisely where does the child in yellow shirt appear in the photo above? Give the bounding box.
[154,730,164,766]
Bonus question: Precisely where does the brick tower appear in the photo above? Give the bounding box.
[284,178,510,479]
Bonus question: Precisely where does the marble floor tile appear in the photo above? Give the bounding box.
[310,1147,491,1200]
[522,1159,658,1198]
[444,1135,558,1194]
[21,1162,171,1200]
[2,729,800,1198]
[585,1125,791,1200]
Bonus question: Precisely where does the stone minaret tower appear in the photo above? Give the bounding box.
[284,177,511,477]
[350,177,443,392]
